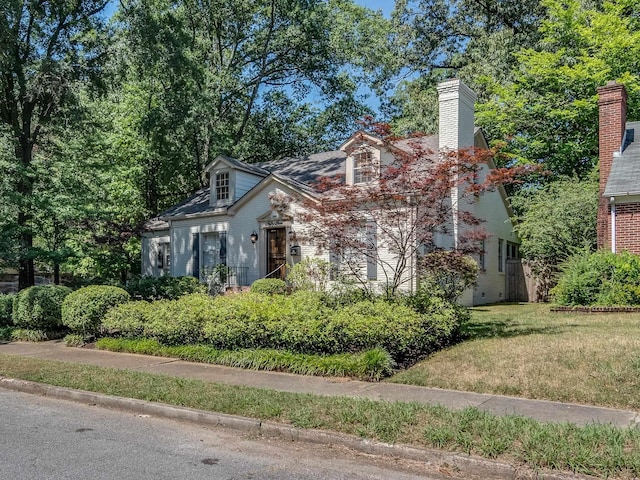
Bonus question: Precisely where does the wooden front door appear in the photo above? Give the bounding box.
[267,228,286,279]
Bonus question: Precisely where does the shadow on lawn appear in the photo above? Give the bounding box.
[461,320,573,340]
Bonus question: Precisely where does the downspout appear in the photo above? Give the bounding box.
[610,197,616,253]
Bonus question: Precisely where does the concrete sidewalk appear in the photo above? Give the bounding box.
[1,340,638,428]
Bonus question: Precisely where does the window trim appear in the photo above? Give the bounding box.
[215,171,230,202]
[352,149,378,184]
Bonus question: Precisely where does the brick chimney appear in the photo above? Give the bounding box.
[597,81,627,250]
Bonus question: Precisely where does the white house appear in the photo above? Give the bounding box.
[141,79,520,305]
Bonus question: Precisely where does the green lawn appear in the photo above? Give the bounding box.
[2,354,640,478]
[389,303,640,410]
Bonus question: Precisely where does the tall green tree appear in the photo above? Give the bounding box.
[0,0,109,289]
[476,0,640,177]
[385,0,545,134]
[114,0,387,214]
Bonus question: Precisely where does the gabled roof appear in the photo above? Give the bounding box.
[604,121,640,197]
[258,150,346,187]
[206,154,270,177]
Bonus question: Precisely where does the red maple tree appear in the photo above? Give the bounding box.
[299,127,533,296]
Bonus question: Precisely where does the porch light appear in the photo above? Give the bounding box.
[250,230,259,243]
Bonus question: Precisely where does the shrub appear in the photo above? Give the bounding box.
[552,251,640,306]
[287,258,332,292]
[62,285,130,336]
[11,328,49,342]
[127,275,206,301]
[417,251,479,304]
[0,294,14,327]
[63,333,86,347]
[144,294,215,345]
[12,285,72,331]
[102,301,155,338]
[250,278,287,295]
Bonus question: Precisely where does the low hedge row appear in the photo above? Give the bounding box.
[95,338,394,380]
[103,291,462,364]
[126,276,206,300]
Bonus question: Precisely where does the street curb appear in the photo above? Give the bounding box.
[0,376,594,480]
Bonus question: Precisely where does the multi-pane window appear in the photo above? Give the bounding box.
[215,172,230,201]
[202,232,227,273]
[157,243,170,274]
[353,150,376,184]
[479,240,486,271]
[498,238,504,273]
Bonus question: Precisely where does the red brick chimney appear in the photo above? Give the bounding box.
[597,81,627,250]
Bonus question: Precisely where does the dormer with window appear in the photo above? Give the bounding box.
[340,133,385,186]
[205,155,268,207]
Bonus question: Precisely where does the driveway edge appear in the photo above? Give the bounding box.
[0,376,593,480]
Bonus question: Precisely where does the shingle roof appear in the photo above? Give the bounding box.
[154,134,444,222]
[258,151,347,186]
[604,121,640,197]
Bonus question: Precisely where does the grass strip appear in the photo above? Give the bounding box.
[95,337,394,381]
[1,354,640,478]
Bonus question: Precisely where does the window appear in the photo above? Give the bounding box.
[498,239,504,273]
[507,242,519,260]
[215,172,230,201]
[353,150,376,184]
[157,243,170,274]
[202,232,227,279]
[479,240,486,271]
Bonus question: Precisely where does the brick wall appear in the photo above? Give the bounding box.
[615,203,640,254]
[597,81,627,249]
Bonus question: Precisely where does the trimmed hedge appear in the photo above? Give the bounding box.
[62,286,130,336]
[250,278,287,295]
[104,291,463,364]
[126,276,206,300]
[0,294,14,327]
[12,285,72,331]
[553,251,640,306]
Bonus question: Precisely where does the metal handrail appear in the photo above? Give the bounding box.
[263,263,286,279]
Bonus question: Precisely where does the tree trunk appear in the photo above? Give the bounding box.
[54,262,60,285]
[17,137,35,290]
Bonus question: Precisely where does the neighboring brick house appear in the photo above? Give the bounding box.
[598,81,640,254]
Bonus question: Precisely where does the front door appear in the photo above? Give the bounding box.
[267,228,286,279]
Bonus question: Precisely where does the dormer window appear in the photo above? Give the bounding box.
[215,172,230,201]
[353,150,377,184]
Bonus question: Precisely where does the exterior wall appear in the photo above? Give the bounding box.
[235,171,263,199]
[141,231,170,277]
[613,201,640,254]
[597,82,627,249]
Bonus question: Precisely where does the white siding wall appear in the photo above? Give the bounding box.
[141,232,170,277]
[235,171,263,199]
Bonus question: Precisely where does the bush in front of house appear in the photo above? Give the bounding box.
[250,278,287,295]
[552,250,640,306]
[62,285,130,336]
[12,285,72,331]
[102,300,156,338]
[0,293,15,327]
[143,294,215,345]
[126,275,206,301]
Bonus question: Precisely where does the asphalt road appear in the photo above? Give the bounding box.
[0,388,456,480]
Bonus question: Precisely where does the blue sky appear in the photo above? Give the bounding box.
[355,0,394,17]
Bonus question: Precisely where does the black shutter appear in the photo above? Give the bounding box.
[192,233,200,278]
[220,232,227,266]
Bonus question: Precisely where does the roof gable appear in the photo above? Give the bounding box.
[604,121,640,197]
